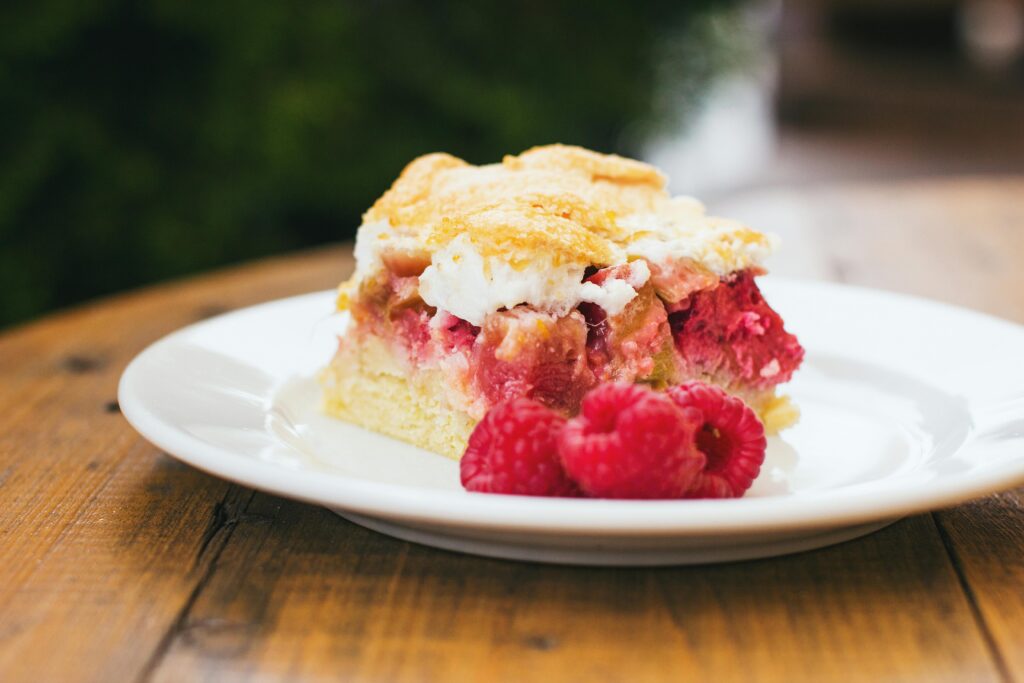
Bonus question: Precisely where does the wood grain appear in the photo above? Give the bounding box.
[937,494,1024,679]
[0,248,351,681]
[150,497,998,683]
[1,177,1023,682]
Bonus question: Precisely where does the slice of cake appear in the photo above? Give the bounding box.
[321,144,803,458]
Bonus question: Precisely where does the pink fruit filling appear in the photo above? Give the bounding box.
[580,263,674,385]
[667,270,804,391]
[349,253,803,418]
[580,284,675,385]
[470,309,594,414]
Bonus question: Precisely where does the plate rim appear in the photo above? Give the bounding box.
[118,279,1024,537]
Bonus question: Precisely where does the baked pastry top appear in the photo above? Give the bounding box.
[340,144,775,326]
[323,144,804,459]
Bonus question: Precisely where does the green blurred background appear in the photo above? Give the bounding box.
[7,0,1023,328]
[0,0,743,327]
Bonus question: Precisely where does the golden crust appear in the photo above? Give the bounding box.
[427,207,618,267]
[505,144,666,187]
[363,144,676,267]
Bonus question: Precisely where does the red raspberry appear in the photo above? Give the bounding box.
[558,383,704,499]
[460,398,579,496]
[667,382,767,498]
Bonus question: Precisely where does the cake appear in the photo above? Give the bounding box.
[321,144,804,459]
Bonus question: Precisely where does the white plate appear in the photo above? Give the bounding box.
[119,279,1024,565]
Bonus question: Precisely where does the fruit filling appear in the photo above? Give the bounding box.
[668,270,804,391]
[345,247,802,421]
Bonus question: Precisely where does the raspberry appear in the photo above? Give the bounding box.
[460,398,579,496]
[558,383,704,499]
[667,382,767,498]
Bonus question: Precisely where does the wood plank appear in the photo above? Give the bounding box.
[150,495,999,683]
[937,495,1024,679]
[0,247,352,681]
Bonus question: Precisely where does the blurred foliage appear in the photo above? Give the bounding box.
[0,0,737,326]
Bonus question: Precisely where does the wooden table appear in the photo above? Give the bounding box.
[2,177,1023,682]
